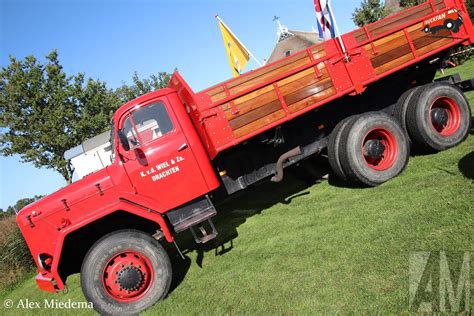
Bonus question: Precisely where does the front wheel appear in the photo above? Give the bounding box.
[81,230,172,315]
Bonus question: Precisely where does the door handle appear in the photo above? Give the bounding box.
[178,143,188,151]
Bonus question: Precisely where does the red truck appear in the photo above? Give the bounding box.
[17,0,473,314]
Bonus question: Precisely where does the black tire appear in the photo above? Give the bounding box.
[392,86,422,142]
[444,19,455,30]
[452,19,461,33]
[406,82,471,152]
[339,112,410,186]
[81,230,172,315]
[328,115,358,180]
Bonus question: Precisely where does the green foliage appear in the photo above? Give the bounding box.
[0,224,34,275]
[115,72,172,104]
[468,0,474,19]
[0,51,118,183]
[5,195,44,215]
[399,0,423,8]
[448,45,474,66]
[352,0,390,27]
[0,50,171,183]
[0,195,43,293]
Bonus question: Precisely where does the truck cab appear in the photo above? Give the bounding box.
[111,88,219,211]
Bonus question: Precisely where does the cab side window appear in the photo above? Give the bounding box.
[122,116,140,148]
[131,102,174,144]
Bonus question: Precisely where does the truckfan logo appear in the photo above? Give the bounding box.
[422,9,463,34]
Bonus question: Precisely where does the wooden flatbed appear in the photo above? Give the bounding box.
[169,0,473,159]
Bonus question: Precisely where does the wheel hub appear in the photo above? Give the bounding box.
[431,107,448,127]
[364,139,385,159]
[102,251,154,302]
[117,265,144,291]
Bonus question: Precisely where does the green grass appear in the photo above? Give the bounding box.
[1,59,473,315]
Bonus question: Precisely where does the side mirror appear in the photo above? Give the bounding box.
[117,129,130,151]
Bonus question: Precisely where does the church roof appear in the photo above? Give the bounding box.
[267,29,322,64]
[385,0,402,14]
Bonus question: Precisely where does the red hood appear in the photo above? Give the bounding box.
[17,168,114,225]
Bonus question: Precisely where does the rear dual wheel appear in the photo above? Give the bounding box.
[392,86,422,142]
[328,116,357,181]
[328,112,409,186]
[405,82,471,152]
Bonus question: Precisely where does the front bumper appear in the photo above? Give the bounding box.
[35,273,58,293]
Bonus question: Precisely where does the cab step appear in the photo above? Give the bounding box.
[190,218,217,244]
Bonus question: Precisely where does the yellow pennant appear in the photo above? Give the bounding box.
[217,19,250,77]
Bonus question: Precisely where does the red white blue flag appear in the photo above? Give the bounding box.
[314,0,336,40]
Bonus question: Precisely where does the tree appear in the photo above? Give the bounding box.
[0,50,172,183]
[115,71,172,103]
[352,0,390,27]
[0,195,43,217]
[398,0,423,8]
[0,51,119,183]
[11,195,44,213]
[468,0,474,19]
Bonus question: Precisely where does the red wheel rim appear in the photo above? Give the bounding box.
[362,128,398,171]
[102,250,154,302]
[429,96,461,136]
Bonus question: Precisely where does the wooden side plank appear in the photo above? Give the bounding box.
[232,109,286,138]
[288,86,337,113]
[374,53,414,74]
[223,66,328,120]
[284,78,333,106]
[364,31,408,57]
[221,67,325,113]
[371,44,412,68]
[415,37,453,56]
[223,89,279,120]
[226,68,330,126]
[228,68,334,136]
[278,68,329,96]
[229,99,282,130]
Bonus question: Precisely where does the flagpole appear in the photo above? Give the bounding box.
[215,15,263,66]
[326,2,348,58]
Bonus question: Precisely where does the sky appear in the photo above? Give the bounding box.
[0,0,361,210]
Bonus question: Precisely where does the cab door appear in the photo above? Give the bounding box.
[118,97,209,210]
